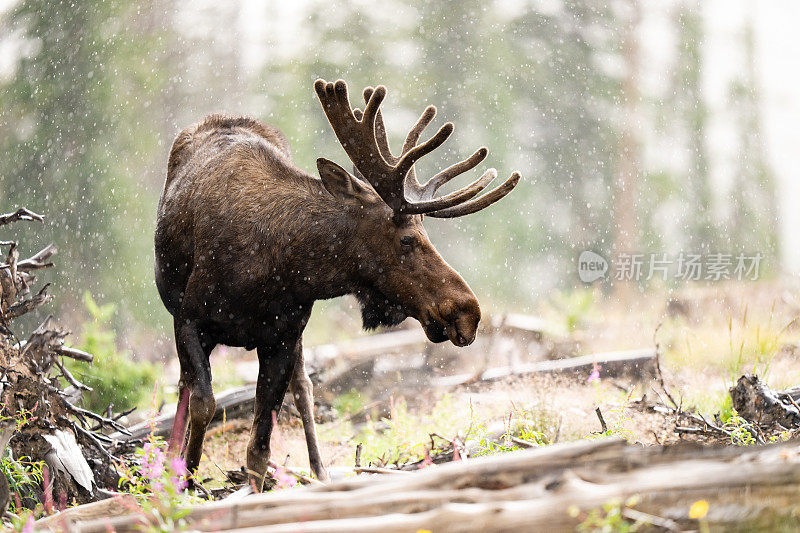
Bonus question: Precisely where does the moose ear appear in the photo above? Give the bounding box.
[316,158,371,203]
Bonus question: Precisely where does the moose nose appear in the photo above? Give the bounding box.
[441,295,481,347]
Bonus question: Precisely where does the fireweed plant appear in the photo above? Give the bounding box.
[116,435,198,531]
[114,411,299,530]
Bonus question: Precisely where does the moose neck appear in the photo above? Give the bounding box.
[264,170,363,302]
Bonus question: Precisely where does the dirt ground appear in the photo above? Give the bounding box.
[192,280,800,483]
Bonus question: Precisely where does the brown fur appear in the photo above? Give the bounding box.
[155,112,481,486]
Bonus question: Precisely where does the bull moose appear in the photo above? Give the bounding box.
[154,78,521,487]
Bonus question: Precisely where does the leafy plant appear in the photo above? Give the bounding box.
[721,414,757,446]
[333,389,367,418]
[470,416,549,457]
[117,435,198,532]
[722,302,790,381]
[586,393,635,441]
[571,496,649,532]
[355,394,483,466]
[0,404,46,514]
[549,288,596,333]
[2,449,45,514]
[65,292,158,413]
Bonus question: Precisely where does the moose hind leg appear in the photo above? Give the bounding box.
[174,320,216,475]
[290,347,329,482]
[247,342,297,490]
[168,386,191,454]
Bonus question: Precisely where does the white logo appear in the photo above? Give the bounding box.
[578,251,608,283]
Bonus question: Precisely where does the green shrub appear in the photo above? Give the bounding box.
[1,449,45,513]
[66,292,159,413]
[332,389,366,418]
[545,288,596,334]
[0,405,45,514]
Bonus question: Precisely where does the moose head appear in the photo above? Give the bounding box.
[314,79,521,347]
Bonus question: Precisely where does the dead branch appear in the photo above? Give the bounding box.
[65,401,131,435]
[353,467,412,475]
[52,357,91,391]
[9,243,57,272]
[267,460,324,486]
[436,348,656,388]
[6,283,53,319]
[509,437,538,449]
[730,374,800,429]
[55,345,94,364]
[594,407,608,433]
[0,208,43,225]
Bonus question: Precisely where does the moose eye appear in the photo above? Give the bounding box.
[400,235,416,250]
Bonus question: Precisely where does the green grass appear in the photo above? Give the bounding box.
[323,393,560,467]
[353,395,468,466]
[332,389,368,419]
[541,287,597,335]
[2,449,45,514]
[662,300,795,377]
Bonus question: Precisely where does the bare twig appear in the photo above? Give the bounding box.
[66,418,117,462]
[89,406,135,432]
[595,407,608,433]
[652,322,679,410]
[0,208,43,225]
[52,356,91,391]
[355,443,363,468]
[621,507,681,531]
[267,459,324,486]
[353,466,411,475]
[6,283,53,319]
[510,436,538,449]
[55,346,93,364]
[65,401,131,434]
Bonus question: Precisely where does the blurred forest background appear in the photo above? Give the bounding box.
[0,0,792,357]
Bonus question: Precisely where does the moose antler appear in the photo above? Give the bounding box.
[314,79,520,217]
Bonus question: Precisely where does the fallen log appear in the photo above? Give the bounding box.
[730,374,800,429]
[34,495,138,531]
[109,384,258,442]
[434,348,656,387]
[66,438,800,532]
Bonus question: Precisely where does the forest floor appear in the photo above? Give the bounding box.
[193,280,800,487]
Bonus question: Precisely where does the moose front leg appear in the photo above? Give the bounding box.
[247,339,298,490]
[290,344,329,482]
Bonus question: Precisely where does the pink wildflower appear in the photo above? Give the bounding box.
[170,456,189,491]
[587,362,601,383]
[140,441,166,480]
[42,466,54,515]
[273,465,296,489]
[452,440,461,462]
[419,449,434,469]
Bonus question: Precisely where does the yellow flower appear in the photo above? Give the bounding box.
[416,530,433,533]
[689,499,709,519]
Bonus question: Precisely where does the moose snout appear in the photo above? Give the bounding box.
[426,294,481,347]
